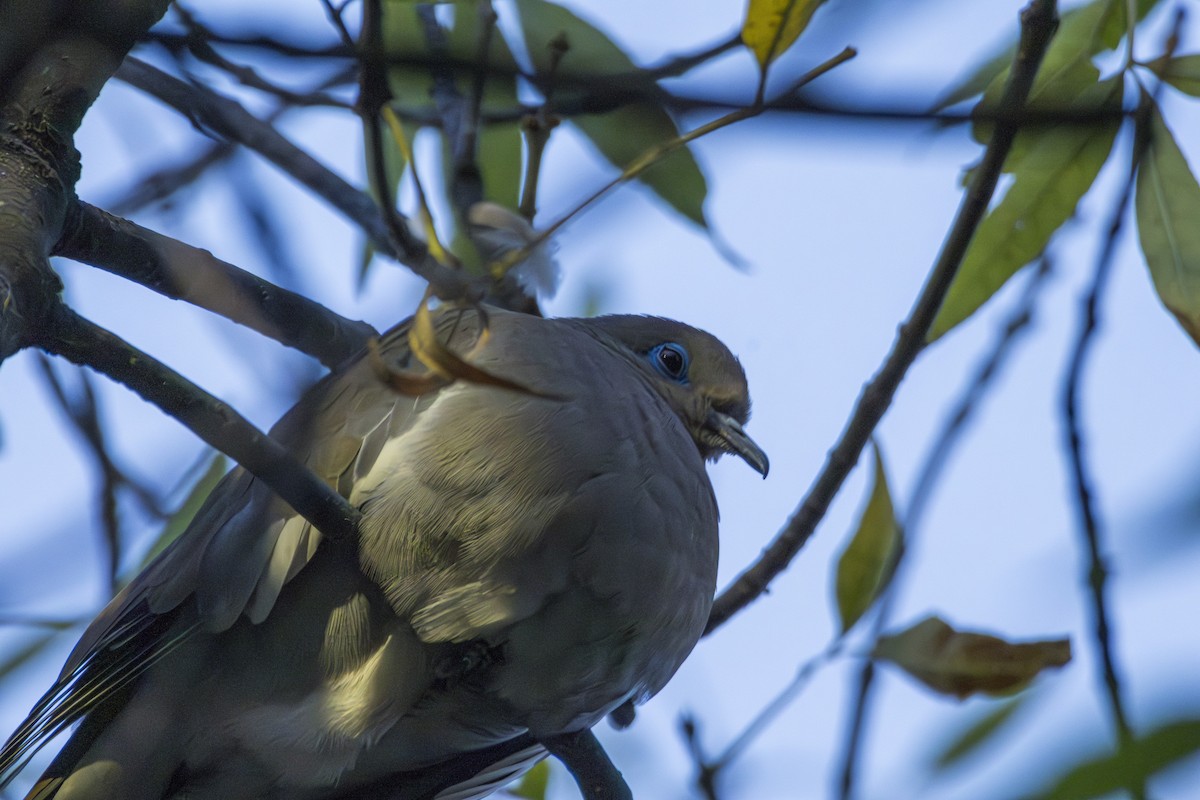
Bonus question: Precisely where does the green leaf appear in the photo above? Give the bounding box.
[834,445,901,633]
[929,76,1121,341]
[133,453,227,574]
[444,4,523,211]
[1159,54,1200,97]
[514,0,709,227]
[873,616,1071,700]
[377,2,526,276]
[741,0,823,69]
[478,121,523,211]
[572,105,708,228]
[506,759,550,799]
[515,0,635,78]
[1035,719,1200,799]
[934,0,1158,111]
[931,694,1030,770]
[1135,103,1200,347]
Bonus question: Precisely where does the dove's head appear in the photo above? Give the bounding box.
[584,315,769,478]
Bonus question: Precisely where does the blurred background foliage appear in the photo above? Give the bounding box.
[3,0,1200,798]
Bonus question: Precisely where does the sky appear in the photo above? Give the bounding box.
[2,1,1200,798]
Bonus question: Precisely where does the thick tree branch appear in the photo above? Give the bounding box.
[541,730,633,800]
[55,202,375,368]
[705,0,1061,635]
[0,0,171,361]
[33,303,361,542]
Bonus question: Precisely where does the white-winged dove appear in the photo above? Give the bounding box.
[1,305,766,800]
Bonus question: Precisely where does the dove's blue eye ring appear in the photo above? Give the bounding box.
[648,342,690,383]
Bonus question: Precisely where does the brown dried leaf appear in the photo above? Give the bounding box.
[367,336,447,397]
[406,300,560,399]
[873,616,1071,699]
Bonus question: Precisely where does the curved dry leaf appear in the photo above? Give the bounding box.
[368,336,447,397]
[873,616,1071,700]
[406,301,560,399]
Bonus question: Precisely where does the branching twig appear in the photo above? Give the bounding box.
[414,3,485,219]
[33,304,362,543]
[318,0,356,49]
[688,639,845,799]
[706,0,1062,636]
[55,202,376,368]
[167,7,351,109]
[836,257,1053,798]
[540,730,633,800]
[116,56,471,299]
[36,358,124,595]
[1058,96,1156,800]
[500,47,856,276]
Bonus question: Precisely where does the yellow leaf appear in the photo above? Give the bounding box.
[741,0,823,69]
[874,616,1071,700]
[833,445,901,633]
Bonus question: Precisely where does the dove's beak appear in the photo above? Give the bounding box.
[706,410,769,478]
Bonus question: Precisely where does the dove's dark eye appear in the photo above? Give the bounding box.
[648,342,689,383]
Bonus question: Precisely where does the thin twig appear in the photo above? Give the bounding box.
[1059,97,1154,800]
[501,47,856,276]
[681,716,721,800]
[167,7,352,109]
[518,32,569,222]
[706,0,1061,636]
[836,257,1053,797]
[36,358,123,595]
[109,66,356,214]
[687,638,845,798]
[642,32,742,80]
[318,0,356,49]
[540,730,633,800]
[463,1,499,169]
[116,56,471,299]
[34,304,362,543]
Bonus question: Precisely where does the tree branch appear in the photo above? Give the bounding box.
[540,729,633,800]
[55,201,375,367]
[0,0,172,362]
[33,303,361,542]
[115,56,472,300]
[836,257,1053,799]
[705,0,1062,635]
[1057,94,1155,800]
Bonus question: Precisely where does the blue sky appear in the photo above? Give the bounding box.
[2,1,1200,798]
